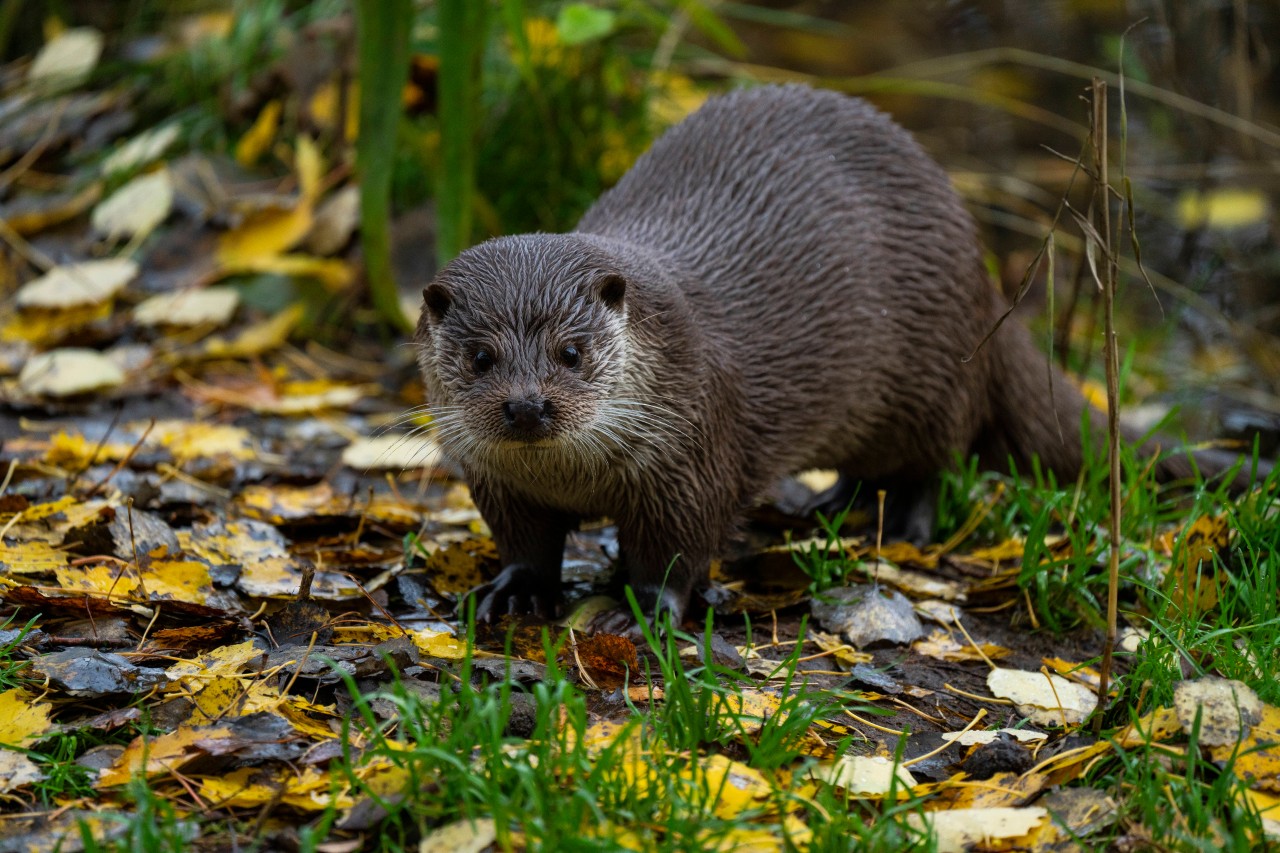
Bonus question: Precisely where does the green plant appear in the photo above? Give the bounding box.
[78,772,196,853]
[355,0,415,331]
[0,614,36,690]
[1092,714,1269,851]
[791,504,863,594]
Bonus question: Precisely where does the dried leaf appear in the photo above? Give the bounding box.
[133,287,240,327]
[909,806,1048,853]
[28,27,103,92]
[16,259,138,308]
[235,100,282,167]
[1174,676,1263,747]
[102,124,180,175]
[18,348,125,396]
[341,433,442,471]
[913,629,1010,662]
[0,690,54,746]
[808,755,917,795]
[987,667,1098,726]
[91,168,174,240]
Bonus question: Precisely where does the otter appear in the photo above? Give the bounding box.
[414,84,1265,631]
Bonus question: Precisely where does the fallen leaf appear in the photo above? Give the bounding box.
[913,629,1010,662]
[28,27,103,92]
[0,540,70,575]
[987,667,1098,727]
[941,728,1048,746]
[199,303,304,359]
[0,182,103,236]
[29,649,169,698]
[1209,702,1280,789]
[235,99,282,167]
[305,184,360,255]
[102,124,180,175]
[909,806,1048,853]
[1174,677,1263,747]
[0,750,44,793]
[419,817,497,853]
[0,689,54,746]
[812,584,924,647]
[18,348,125,396]
[807,754,917,795]
[133,287,240,327]
[341,433,442,471]
[1116,706,1183,747]
[16,259,138,308]
[91,168,174,240]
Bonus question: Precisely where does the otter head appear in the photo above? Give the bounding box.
[415,234,629,464]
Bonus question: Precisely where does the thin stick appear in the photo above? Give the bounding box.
[1094,77,1121,735]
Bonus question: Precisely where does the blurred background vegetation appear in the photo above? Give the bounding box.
[1,0,1277,444]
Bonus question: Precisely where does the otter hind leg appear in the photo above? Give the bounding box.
[814,473,938,546]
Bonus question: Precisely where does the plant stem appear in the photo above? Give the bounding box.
[355,0,413,332]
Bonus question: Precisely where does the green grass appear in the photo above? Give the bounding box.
[0,615,36,691]
[79,773,196,853]
[325,611,900,851]
[1090,722,1269,851]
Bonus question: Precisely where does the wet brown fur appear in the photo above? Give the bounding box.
[414,84,1265,627]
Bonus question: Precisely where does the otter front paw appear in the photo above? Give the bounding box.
[471,564,562,622]
[586,585,689,639]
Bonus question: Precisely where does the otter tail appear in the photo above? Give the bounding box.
[979,319,1272,491]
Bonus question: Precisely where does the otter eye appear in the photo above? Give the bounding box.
[472,350,494,374]
[559,345,581,369]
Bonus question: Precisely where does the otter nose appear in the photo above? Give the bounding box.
[502,398,552,432]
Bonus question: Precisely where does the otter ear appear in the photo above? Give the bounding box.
[595,274,626,311]
[422,283,453,323]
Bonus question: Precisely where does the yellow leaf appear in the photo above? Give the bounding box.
[235,99,282,167]
[198,766,281,807]
[217,204,313,268]
[3,497,115,547]
[0,181,102,236]
[1211,703,1280,791]
[151,420,256,463]
[695,755,775,819]
[141,559,215,603]
[0,539,71,575]
[410,627,467,660]
[43,430,134,468]
[190,676,247,723]
[0,301,113,345]
[55,563,140,599]
[0,690,54,746]
[1116,706,1182,747]
[1177,188,1269,231]
[295,136,323,202]
[54,560,213,604]
[166,640,263,682]
[913,630,1011,663]
[101,725,214,786]
[226,252,352,291]
[200,303,304,360]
